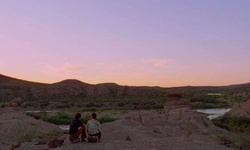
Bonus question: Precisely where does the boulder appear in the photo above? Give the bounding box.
[10,102,19,107]
[48,139,64,148]
[9,98,23,107]
[125,136,132,141]
[0,107,63,143]
[226,99,250,119]
[32,113,42,120]
[11,141,21,148]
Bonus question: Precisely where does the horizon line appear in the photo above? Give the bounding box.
[1,73,249,88]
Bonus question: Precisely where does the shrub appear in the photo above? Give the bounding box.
[191,102,228,109]
[26,112,34,117]
[42,130,61,141]
[212,116,250,134]
[42,112,73,125]
[117,102,125,107]
[0,103,5,108]
[17,118,41,142]
[81,107,97,112]
[99,115,119,124]
[216,134,250,149]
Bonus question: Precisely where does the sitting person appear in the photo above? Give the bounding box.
[69,113,86,143]
[86,113,102,142]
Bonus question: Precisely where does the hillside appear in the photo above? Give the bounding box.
[0,74,250,109]
[0,74,166,102]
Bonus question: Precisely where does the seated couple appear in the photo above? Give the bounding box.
[69,112,101,143]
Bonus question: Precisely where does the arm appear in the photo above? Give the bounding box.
[86,121,89,134]
[98,121,101,132]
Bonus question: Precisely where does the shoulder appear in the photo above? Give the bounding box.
[95,119,101,124]
[76,120,83,124]
[71,119,76,124]
[88,119,98,123]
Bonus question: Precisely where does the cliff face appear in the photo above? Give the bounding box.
[226,99,250,119]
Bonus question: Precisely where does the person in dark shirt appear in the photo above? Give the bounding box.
[69,113,86,143]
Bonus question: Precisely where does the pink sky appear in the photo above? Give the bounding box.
[0,0,250,87]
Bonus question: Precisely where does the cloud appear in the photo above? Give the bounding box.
[39,58,175,81]
[39,62,91,78]
[144,58,174,68]
[40,58,174,75]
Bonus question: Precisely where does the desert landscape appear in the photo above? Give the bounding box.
[0,75,250,150]
[1,1,250,149]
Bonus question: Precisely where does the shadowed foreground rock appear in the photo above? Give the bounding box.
[48,139,64,148]
[9,97,24,107]
[0,107,63,144]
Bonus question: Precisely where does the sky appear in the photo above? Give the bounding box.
[0,0,250,87]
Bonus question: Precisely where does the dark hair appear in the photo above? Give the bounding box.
[91,113,97,119]
[75,113,81,120]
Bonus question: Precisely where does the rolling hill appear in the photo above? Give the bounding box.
[0,74,250,109]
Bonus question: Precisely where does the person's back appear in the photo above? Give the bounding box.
[69,113,86,143]
[69,119,83,135]
[87,113,101,142]
[87,119,101,134]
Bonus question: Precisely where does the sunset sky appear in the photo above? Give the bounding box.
[0,0,249,87]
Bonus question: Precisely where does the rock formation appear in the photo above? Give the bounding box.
[226,98,250,119]
[9,97,23,107]
[0,107,63,144]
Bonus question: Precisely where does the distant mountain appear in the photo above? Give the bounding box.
[0,74,250,103]
[0,74,166,102]
[53,79,91,86]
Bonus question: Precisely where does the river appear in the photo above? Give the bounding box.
[194,108,231,119]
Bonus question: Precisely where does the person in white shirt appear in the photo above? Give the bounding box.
[86,113,101,142]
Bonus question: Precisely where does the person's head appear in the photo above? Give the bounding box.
[75,113,81,120]
[91,113,97,119]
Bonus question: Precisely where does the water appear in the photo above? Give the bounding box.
[59,125,70,130]
[195,108,231,119]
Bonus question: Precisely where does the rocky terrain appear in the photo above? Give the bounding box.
[226,99,250,119]
[0,99,235,150]
[0,74,250,149]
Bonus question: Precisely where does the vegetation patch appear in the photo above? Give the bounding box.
[42,112,73,125]
[17,118,41,142]
[99,115,119,124]
[213,115,250,149]
[216,134,250,149]
[81,107,97,112]
[212,116,250,133]
[191,102,228,109]
[26,111,119,125]
[42,130,61,141]
[0,103,6,108]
